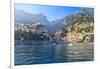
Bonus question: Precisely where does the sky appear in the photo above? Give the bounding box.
[15,3,81,22]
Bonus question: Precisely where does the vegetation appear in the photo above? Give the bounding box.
[55,8,94,43]
[15,29,50,41]
[15,8,94,43]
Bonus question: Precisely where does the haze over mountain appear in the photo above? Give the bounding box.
[15,9,72,32]
[15,8,94,32]
[50,15,76,32]
[15,10,50,26]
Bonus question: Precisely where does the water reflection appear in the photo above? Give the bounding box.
[15,43,93,65]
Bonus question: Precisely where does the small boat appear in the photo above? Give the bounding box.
[50,38,58,45]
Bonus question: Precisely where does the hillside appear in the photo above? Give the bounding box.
[55,8,94,43]
[15,23,50,41]
[15,8,94,43]
[15,10,50,26]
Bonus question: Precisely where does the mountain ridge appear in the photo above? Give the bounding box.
[15,9,50,26]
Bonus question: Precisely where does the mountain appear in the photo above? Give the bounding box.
[15,8,94,33]
[15,9,77,33]
[48,18,64,32]
[15,9,50,26]
[55,8,94,42]
[49,14,78,32]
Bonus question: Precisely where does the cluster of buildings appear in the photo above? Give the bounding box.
[63,32,94,43]
[15,22,48,34]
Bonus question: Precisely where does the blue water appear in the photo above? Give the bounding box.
[15,43,94,65]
